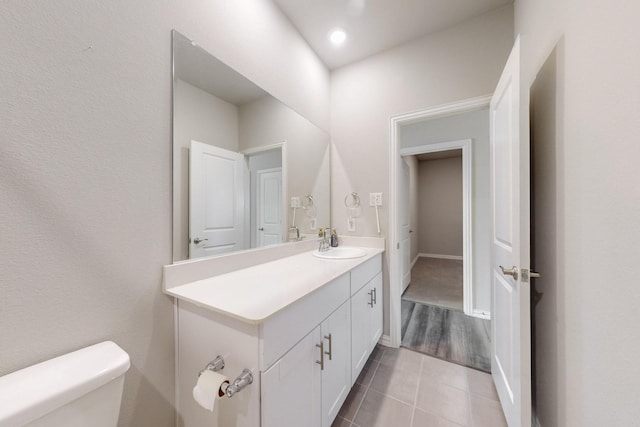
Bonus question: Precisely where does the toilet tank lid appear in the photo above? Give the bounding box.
[0,341,130,426]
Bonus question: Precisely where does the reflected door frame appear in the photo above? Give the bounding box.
[242,141,287,247]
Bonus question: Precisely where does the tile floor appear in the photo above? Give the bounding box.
[332,346,507,427]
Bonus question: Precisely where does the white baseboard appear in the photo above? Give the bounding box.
[379,335,393,347]
[418,253,463,261]
[410,255,420,270]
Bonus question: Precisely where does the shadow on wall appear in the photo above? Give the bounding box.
[530,39,566,427]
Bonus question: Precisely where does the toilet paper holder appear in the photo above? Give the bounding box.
[198,356,253,398]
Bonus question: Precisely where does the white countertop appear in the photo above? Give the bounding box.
[165,247,384,324]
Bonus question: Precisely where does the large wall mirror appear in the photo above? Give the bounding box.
[172,30,330,262]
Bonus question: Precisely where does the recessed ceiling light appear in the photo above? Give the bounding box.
[329,28,347,45]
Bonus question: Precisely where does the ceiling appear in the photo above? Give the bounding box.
[273,0,512,70]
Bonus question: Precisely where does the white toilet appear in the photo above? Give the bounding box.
[0,341,130,427]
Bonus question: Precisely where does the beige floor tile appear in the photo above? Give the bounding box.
[467,368,499,401]
[412,408,465,427]
[353,389,413,427]
[355,358,378,387]
[331,415,352,427]
[338,383,366,422]
[370,344,386,361]
[379,347,424,372]
[416,382,471,426]
[421,355,469,391]
[370,362,420,405]
[470,394,508,427]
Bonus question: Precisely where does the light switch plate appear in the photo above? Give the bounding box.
[369,192,383,206]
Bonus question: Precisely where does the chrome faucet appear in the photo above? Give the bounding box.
[318,227,331,252]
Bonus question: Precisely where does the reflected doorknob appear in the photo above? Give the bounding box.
[499,265,519,280]
[259,228,264,231]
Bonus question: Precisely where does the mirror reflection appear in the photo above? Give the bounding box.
[172,30,330,262]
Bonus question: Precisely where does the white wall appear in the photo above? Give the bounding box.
[0,1,329,426]
[239,96,331,232]
[330,4,513,333]
[417,157,463,257]
[516,0,640,425]
[401,108,491,314]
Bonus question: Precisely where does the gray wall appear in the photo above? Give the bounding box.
[330,4,514,329]
[517,0,640,425]
[0,1,329,426]
[417,156,463,257]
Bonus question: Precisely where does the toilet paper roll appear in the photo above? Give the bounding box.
[193,370,230,412]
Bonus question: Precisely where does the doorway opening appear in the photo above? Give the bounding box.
[243,144,285,249]
[389,96,492,371]
[401,148,464,310]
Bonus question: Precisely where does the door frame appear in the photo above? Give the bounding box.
[242,141,287,246]
[256,167,283,247]
[388,95,491,348]
[399,138,473,314]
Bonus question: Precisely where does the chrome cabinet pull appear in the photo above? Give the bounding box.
[316,341,324,370]
[367,291,374,307]
[499,265,518,280]
[372,287,377,305]
[324,334,332,361]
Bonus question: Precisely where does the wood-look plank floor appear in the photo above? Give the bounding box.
[401,300,491,372]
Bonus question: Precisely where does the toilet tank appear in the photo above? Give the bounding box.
[0,341,130,427]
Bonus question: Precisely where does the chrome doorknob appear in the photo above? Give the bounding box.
[259,228,264,231]
[193,237,208,244]
[499,265,519,280]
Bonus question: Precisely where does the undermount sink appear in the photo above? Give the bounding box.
[313,247,367,259]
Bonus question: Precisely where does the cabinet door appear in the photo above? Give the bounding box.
[321,301,351,427]
[262,327,322,427]
[369,272,383,349]
[351,282,372,386]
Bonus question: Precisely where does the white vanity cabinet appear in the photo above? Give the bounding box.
[261,300,351,427]
[168,247,383,427]
[350,255,384,385]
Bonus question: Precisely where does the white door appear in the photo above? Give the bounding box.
[257,168,283,247]
[490,36,532,426]
[400,158,411,291]
[189,140,245,259]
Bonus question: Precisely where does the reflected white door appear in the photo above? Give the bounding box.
[257,168,282,247]
[400,159,411,291]
[490,36,531,426]
[189,140,245,258]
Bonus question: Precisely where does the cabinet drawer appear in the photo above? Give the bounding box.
[350,254,382,295]
[260,273,350,371]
